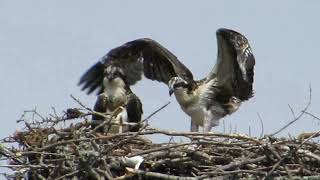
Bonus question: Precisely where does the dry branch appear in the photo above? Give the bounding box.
[1,98,320,179]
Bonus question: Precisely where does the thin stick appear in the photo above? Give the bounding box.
[270,85,312,136]
[257,113,264,138]
[143,101,171,121]
[125,167,197,180]
[302,111,320,122]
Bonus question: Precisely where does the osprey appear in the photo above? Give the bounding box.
[78,28,255,132]
[79,63,143,133]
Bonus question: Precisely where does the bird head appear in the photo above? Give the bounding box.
[229,96,241,105]
[226,96,242,113]
[168,77,189,96]
[104,66,125,80]
[103,66,126,88]
[216,28,255,83]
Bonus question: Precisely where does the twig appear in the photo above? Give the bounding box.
[70,94,92,111]
[128,142,194,157]
[288,104,297,119]
[104,123,149,155]
[297,149,320,162]
[88,106,123,134]
[0,164,56,169]
[298,131,320,141]
[143,101,171,121]
[263,144,293,179]
[199,156,267,179]
[4,92,320,179]
[302,110,320,122]
[263,156,285,180]
[200,169,266,176]
[297,130,320,149]
[270,85,312,136]
[141,129,263,145]
[55,170,81,180]
[125,167,197,180]
[257,113,264,138]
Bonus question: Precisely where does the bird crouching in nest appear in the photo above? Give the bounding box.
[79,64,143,134]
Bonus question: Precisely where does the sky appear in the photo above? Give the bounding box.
[1,1,320,146]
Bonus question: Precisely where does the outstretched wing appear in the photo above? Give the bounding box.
[79,38,194,94]
[206,28,255,101]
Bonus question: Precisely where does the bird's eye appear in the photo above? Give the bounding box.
[174,82,187,88]
[114,72,120,77]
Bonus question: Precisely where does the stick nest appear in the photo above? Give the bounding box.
[1,105,320,180]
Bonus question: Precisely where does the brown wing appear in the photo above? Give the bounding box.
[205,28,255,101]
[125,90,143,132]
[92,94,107,121]
[91,93,108,131]
[79,38,194,94]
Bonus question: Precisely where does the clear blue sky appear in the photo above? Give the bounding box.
[1,1,320,143]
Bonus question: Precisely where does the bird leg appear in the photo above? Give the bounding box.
[116,106,125,133]
[119,116,123,133]
[203,118,213,132]
[188,120,200,150]
[106,106,125,133]
[190,120,199,132]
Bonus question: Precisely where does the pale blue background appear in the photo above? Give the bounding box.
[1,1,320,149]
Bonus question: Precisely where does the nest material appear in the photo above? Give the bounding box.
[1,106,320,180]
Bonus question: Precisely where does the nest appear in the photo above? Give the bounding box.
[1,98,320,180]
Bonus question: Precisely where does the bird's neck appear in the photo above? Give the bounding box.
[105,85,126,98]
[174,89,196,108]
[103,79,127,99]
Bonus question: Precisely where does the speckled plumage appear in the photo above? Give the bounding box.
[78,28,255,132]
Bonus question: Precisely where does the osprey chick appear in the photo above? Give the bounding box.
[78,28,255,132]
[167,29,255,132]
[80,65,143,133]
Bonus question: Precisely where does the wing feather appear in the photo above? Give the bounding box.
[205,28,255,101]
[79,38,194,94]
[126,91,143,132]
[92,94,107,121]
[79,62,105,94]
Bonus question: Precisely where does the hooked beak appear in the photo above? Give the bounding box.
[106,74,114,81]
[169,87,175,96]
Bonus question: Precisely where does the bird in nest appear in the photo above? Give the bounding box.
[78,28,255,133]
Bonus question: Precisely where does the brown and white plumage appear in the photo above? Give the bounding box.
[80,66,143,133]
[92,86,143,133]
[78,38,194,94]
[78,28,255,132]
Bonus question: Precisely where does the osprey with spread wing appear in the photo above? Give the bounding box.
[79,28,255,132]
[79,59,143,133]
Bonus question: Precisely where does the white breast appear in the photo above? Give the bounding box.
[184,105,205,126]
[174,80,226,128]
[103,77,129,133]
